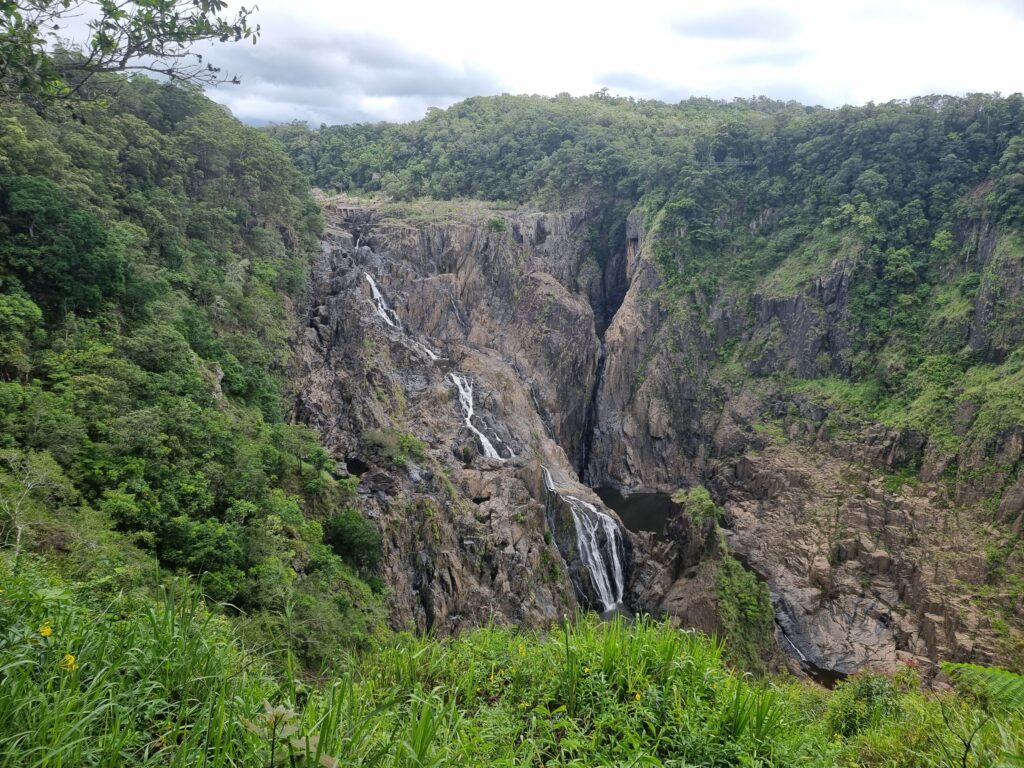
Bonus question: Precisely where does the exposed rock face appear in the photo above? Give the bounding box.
[294,198,1024,677]
[711,444,996,676]
[625,498,722,640]
[293,202,623,633]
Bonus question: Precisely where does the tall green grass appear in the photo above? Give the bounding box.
[1,554,1022,766]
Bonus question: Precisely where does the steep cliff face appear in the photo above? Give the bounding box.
[293,197,1024,678]
[292,200,626,633]
[587,212,1024,676]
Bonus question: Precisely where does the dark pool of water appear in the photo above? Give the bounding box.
[594,487,674,539]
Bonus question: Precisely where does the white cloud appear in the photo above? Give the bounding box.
[186,0,1024,124]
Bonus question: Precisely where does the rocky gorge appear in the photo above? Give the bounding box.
[291,196,1024,682]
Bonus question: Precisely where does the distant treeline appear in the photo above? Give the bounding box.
[266,93,1024,227]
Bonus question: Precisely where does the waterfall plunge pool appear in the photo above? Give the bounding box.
[594,487,674,540]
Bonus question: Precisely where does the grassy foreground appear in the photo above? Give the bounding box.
[1,555,1022,767]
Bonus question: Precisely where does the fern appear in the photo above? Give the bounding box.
[944,663,1024,715]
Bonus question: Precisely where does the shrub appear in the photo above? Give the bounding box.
[362,429,426,468]
[826,673,902,736]
[672,484,721,525]
[715,555,778,672]
[325,508,382,570]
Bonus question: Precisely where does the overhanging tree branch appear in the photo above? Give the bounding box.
[0,0,259,99]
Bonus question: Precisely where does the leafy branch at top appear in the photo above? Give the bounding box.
[0,0,259,99]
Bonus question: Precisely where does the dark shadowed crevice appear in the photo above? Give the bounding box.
[345,456,370,476]
[578,211,631,479]
[579,348,605,481]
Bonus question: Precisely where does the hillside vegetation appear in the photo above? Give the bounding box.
[4,73,1024,763]
[0,77,388,670]
[3,556,1024,767]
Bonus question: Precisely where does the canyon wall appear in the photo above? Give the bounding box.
[292,198,1024,677]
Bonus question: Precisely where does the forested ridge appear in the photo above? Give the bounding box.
[268,92,1024,218]
[273,92,1024,481]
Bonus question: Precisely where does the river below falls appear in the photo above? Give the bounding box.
[594,487,673,540]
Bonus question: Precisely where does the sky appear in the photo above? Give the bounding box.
[183,0,1024,125]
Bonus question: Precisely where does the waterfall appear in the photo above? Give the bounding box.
[363,272,442,362]
[448,373,504,461]
[413,340,440,361]
[541,465,625,613]
[364,272,401,328]
[565,495,625,612]
[542,465,555,492]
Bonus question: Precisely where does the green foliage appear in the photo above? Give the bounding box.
[940,663,1024,767]
[826,673,902,737]
[0,290,40,379]
[714,555,778,673]
[1,174,120,316]
[0,448,75,557]
[0,78,388,667]
[0,557,276,765]
[325,508,382,570]
[672,484,721,525]
[945,663,1024,717]
[0,1,259,99]
[3,561,1021,767]
[363,428,427,468]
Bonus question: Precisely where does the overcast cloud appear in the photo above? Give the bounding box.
[185,0,1024,125]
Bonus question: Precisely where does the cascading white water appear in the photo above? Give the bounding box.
[363,272,443,362]
[542,465,556,492]
[541,465,625,613]
[364,272,401,328]
[565,495,625,612]
[448,373,504,460]
[413,340,440,361]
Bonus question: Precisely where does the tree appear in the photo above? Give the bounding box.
[0,0,259,99]
[1,174,120,315]
[0,291,42,380]
[0,448,74,563]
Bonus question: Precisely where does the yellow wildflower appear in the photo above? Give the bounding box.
[583,666,590,674]
[59,654,78,672]
[634,692,641,701]
[38,622,53,638]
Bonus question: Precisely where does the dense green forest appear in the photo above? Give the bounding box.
[267,92,1024,220]
[0,77,388,670]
